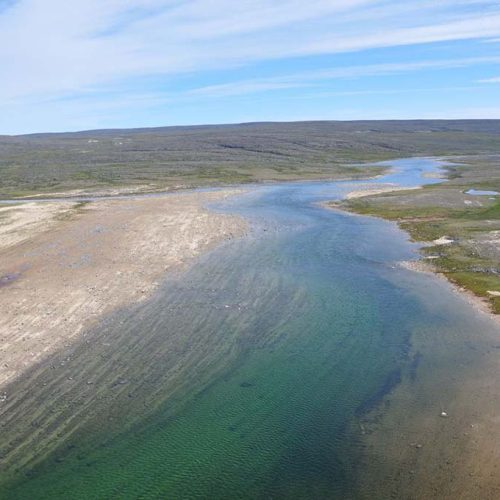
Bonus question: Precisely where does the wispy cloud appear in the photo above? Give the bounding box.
[188,56,500,98]
[187,82,314,98]
[477,76,500,83]
[1,0,500,132]
[2,0,500,102]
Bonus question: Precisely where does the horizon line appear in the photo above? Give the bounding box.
[4,117,500,138]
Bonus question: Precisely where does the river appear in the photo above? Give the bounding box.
[2,158,498,499]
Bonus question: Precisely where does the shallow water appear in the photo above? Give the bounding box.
[2,158,497,499]
[465,188,499,196]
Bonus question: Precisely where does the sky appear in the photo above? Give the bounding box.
[1,0,500,134]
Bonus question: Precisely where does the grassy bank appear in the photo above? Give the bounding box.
[335,155,500,314]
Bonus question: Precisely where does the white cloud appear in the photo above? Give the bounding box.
[477,76,500,82]
[188,56,500,98]
[187,81,313,97]
[1,0,500,103]
[1,0,500,132]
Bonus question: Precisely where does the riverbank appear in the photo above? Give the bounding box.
[344,183,421,199]
[329,155,500,316]
[0,190,245,388]
[399,260,500,324]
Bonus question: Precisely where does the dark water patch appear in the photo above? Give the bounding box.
[0,272,21,288]
[355,368,402,417]
[409,351,423,382]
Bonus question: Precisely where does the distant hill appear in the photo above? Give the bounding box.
[1,120,499,197]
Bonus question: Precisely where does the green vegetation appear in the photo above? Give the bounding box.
[2,120,500,197]
[339,155,500,313]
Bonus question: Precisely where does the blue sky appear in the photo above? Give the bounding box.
[1,0,500,134]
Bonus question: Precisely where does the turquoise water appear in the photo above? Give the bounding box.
[1,158,489,498]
